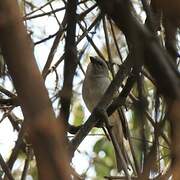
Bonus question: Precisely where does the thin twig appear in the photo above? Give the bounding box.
[0,153,14,180]
[25,0,55,17]
[0,86,16,98]
[45,14,102,77]
[78,21,105,60]
[20,147,32,180]
[42,16,66,77]
[24,6,66,20]
[109,19,123,63]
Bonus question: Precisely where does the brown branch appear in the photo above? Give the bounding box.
[107,73,136,115]
[48,2,61,26]
[24,6,66,20]
[0,85,16,98]
[0,98,19,107]
[4,124,26,180]
[42,15,67,78]
[95,0,180,99]
[94,3,180,177]
[0,153,14,180]
[68,67,135,135]
[78,21,105,60]
[168,100,180,179]
[20,147,32,180]
[45,13,102,78]
[34,31,58,45]
[104,176,138,179]
[102,16,117,78]
[7,112,21,131]
[58,0,78,129]
[108,74,141,176]
[97,109,130,179]
[24,0,56,17]
[109,19,123,63]
[102,16,113,64]
[0,1,70,179]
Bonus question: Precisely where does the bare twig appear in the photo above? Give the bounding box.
[20,147,32,180]
[0,154,14,180]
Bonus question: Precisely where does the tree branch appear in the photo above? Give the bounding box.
[0,1,70,179]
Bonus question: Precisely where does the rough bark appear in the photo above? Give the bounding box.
[0,1,70,179]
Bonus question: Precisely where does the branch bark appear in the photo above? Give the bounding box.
[95,0,180,178]
[59,0,78,129]
[0,1,70,179]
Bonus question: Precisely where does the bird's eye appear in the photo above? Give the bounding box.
[96,61,103,66]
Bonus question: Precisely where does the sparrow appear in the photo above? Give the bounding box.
[82,56,126,171]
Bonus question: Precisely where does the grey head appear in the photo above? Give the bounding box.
[83,56,110,112]
[86,56,109,77]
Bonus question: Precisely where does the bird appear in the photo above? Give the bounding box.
[82,56,126,171]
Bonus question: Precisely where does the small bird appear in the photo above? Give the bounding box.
[82,56,126,171]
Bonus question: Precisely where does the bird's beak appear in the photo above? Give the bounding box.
[90,56,98,63]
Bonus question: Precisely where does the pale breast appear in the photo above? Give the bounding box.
[82,76,111,112]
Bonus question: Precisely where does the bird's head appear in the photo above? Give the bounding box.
[86,56,109,77]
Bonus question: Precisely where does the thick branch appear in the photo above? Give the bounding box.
[59,0,78,128]
[0,1,70,179]
[95,0,180,99]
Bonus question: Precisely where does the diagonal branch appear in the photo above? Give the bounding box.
[70,55,133,154]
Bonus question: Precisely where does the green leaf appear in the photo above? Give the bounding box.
[93,138,117,178]
[72,103,84,126]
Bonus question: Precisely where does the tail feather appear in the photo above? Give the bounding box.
[109,111,128,172]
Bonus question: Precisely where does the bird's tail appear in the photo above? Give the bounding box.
[109,111,128,172]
